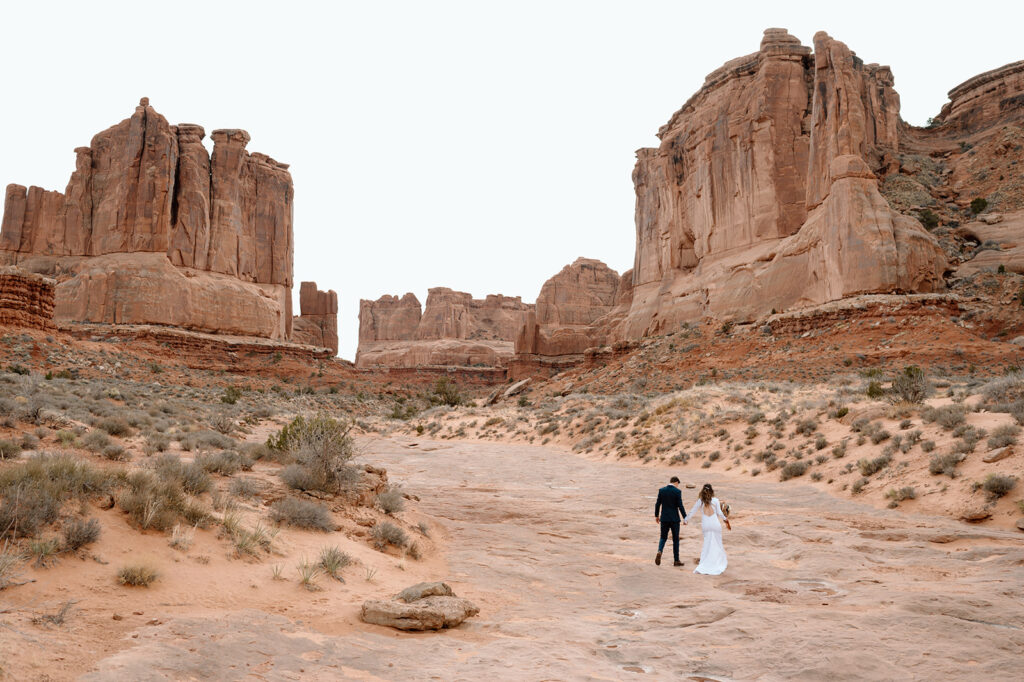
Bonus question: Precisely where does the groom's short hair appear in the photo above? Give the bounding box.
[669,476,680,483]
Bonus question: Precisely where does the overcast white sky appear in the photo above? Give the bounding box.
[2,1,1021,359]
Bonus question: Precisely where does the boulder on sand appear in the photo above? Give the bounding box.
[361,581,479,631]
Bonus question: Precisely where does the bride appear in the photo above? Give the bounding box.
[685,483,731,575]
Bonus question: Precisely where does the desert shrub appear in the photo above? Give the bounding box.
[794,419,818,436]
[97,418,131,437]
[180,430,236,452]
[0,453,116,538]
[319,546,352,580]
[0,439,21,460]
[832,441,848,459]
[870,429,891,444]
[890,366,928,404]
[921,440,936,453]
[152,454,212,496]
[866,381,884,399]
[885,486,916,502]
[221,386,243,405]
[987,424,1020,449]
[857,453,892,476]
[118,471,184,531]
[62,517,101,551]
[917,208,939,229]
[780,460,809,481]
[269,497,333,531]
[981,474,1016,498]
[814,435,827,450]
[928,453,961,477]
[210,414,236,435]
[117,563,158,587]
[268,414,357,494]
[376,486,405,515]
[851,477,869,494]
[921,404,967,430]
[229,477,260,499]
[970,197,988,214]
[430,377,464,407]
[81,430,111,452]
[371,521,408,549]
[145,433,171,454]
[102,444,129,461]
[197,450,252,476]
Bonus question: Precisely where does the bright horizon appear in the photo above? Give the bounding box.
[2,1,1022,360]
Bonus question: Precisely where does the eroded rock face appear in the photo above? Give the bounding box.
[516,258,621,358]
[291,281,339,354]
[356,288,533,368]
[617,29,947,339]
[1,99,295,340]
[0,266,55,330]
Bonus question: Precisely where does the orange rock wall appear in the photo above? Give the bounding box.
[0,267,55,330]
[292,281,339,355]
[1,99,295,340]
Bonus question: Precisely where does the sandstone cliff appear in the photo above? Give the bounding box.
[356,288,533,368]
[618,29,948,339]
[0,266,55,330]
[515,258,621,358]
[1,99,296,340]
[292,281,339,355]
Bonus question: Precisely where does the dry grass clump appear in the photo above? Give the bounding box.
[117,563,158,587]
[0,453,117,538]
[885,486,917,506]
[376,486,405,515]
[296,558,323,591]
[981,474,1016,498]
[61,517,100,551]
[921,404,967,430]
[857,453,892,477]
[0,439,21,460]
[319,546,352,580]
[929,452,962,477]
[196,450,253,476]
[117,469,210,531]
[780,460,809,481]
[0,541,22,590]
[229,477,261,499]
[371,521,408,550]
[152,454,212,496]
[269,497,333,531]
[987,424,1020,449]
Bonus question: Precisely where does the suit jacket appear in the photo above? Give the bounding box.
[655,485,686,523]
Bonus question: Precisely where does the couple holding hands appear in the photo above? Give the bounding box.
[654,477,731,575]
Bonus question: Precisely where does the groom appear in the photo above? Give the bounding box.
[655,476,686,566]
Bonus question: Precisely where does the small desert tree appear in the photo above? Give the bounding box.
[269,414,357,494]
[891,365,929,404]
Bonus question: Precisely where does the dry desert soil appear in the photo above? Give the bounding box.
[36,436,1023,681]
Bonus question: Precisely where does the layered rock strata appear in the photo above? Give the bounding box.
[291,281,339,354]
[618,29,947,339]
[356,288,533,368]
[0,266,55,330]
[1,99,295,340]
[515,258,622,357]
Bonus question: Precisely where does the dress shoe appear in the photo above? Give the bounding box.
[673,561,684,567]
[655,551,662,566]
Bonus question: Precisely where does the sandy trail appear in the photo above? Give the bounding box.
[86,438,1024,680]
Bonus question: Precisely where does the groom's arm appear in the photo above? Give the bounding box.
[654,491,662,521]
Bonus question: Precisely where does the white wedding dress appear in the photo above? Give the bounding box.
[686,497,728,575]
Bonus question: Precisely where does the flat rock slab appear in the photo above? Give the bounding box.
[361,595,479,631]
[983,447,1012,463]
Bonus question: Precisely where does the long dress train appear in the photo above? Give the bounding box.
[686,497,728,575]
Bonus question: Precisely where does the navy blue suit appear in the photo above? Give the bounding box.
[655,484,686,562]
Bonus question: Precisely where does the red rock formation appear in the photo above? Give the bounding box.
[292,281,339,355]
[0,267,55,330]
[356,288,534,368]
[617,29,947,339]
[515,258,620,357]
[936,60,1024,133]
[0,99,297,341]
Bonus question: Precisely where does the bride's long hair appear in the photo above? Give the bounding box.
[699,483,714,506]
